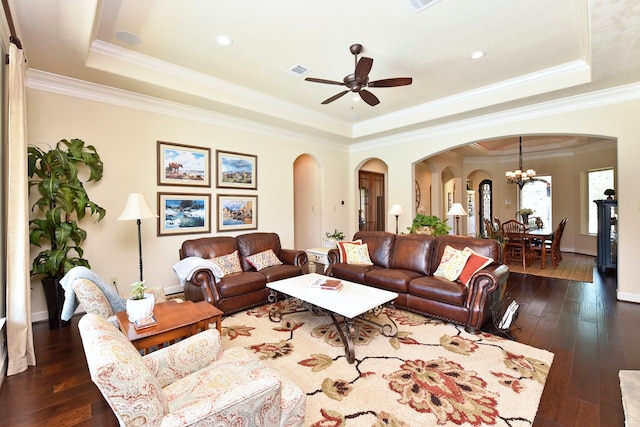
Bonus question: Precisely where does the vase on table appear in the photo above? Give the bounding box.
[521,214,529,225]
[126,293,155,322]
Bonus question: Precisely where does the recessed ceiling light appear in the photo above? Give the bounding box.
[216,35,233,46]
[471,51,486,60]
[115,30,141,45]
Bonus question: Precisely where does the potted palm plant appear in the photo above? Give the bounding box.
[28,138,106,328]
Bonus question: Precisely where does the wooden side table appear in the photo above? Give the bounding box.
[306,247,331,273]
[116,300,223,354]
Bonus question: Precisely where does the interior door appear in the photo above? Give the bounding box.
[358,171,385,231]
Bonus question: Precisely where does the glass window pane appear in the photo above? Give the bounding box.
[520,177,552,228]
[588,169,614,234]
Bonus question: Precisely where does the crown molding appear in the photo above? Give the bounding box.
[351,82,640,153]
[25,69,349,152]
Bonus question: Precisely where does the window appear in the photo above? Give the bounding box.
[520,176,552,228]
[587,168,614,234]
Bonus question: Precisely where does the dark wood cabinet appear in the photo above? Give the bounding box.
[594,199,618,272]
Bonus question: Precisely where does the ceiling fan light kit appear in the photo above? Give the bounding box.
[305,44,412,106]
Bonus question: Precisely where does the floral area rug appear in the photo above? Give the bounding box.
[220,300,554,427]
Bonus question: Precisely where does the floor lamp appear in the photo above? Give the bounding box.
[388,204,404,234]
[446,203,468,235]
[118,193,158,282]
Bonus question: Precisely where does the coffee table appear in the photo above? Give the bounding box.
[266,273,398,363]
[116,300,223,354]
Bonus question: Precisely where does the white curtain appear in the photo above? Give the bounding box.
[6,42,35,375]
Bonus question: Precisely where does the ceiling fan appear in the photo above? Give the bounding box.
[305,44,413,106]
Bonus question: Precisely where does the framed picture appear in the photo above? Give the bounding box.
[216,150,257,189]
[158,192,211,236]
[158,141,211,187]
[217,194,257,232]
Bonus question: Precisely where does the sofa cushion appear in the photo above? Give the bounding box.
[389,234,435,275]
[210,250,243,275]
[257,264,304,282]
[353,231,395,268]
[181,236,237,259]
[364,269,422,293]
[328,263,381,284]
[343,243,374,265]
[236,232,283,271]
[433,245,472,281]
[245,249,283,271]
[457,247,494,286]
[408,276,467,307]
[216,272,267,297]
[337,239,362,263]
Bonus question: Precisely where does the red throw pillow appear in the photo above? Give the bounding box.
[457,247,493,286]
[337,240,362,263]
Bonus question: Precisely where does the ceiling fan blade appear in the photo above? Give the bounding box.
[305,77,345,86]
[355,57,373,81]
[321,90,349,104]
[359,89,380,106]
[368,77,413,88]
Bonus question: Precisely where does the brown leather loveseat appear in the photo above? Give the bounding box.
[326,231,509,333]
[179,232,308,314]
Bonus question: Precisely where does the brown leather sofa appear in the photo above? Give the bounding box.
[326,231,509,333]
[179,232,308,314]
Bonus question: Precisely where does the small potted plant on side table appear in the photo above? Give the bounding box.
[126,280,155,322]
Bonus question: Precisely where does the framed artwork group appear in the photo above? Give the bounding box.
[156,141,258,236]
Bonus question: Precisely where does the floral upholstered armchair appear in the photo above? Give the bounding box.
[78,313,306,426]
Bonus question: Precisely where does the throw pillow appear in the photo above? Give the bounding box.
[246,249,283,271]
[337,239,362,263]
[457,247,494,286]
[433,245,472,281]
[208,250,243,276]
[344,243,373,265]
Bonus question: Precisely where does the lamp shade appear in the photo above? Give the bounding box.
[446,203,467,217]
[388,204,405,216]
[118,193,157,221]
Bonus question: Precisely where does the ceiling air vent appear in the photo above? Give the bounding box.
[287,64,310,78]
[406,0,442,12]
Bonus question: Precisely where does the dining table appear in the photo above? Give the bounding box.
[521,227,555,269]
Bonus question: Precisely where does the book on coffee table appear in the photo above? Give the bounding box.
[309,279,343,291]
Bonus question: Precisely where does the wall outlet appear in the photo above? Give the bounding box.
[110,276,118,288]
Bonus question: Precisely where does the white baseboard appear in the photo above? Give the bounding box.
[617,291,640,304]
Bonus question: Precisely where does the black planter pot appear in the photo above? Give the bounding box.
[41,277,70,329]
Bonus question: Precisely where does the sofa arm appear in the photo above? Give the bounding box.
[464,263,509,332]
[184,269,220,305]
[327,248,340,264]
[144,329,223,388]
[279,248,308,267]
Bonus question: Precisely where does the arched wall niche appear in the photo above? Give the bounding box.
[293,153,322,251]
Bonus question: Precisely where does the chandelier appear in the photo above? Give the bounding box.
[505,137,536,189]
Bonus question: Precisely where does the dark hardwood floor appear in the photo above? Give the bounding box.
[0,265,635,426]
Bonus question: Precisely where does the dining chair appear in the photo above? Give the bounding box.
[529,218,567,268]
[501,220,529,269]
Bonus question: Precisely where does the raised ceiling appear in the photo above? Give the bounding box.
[8,0,640,147]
